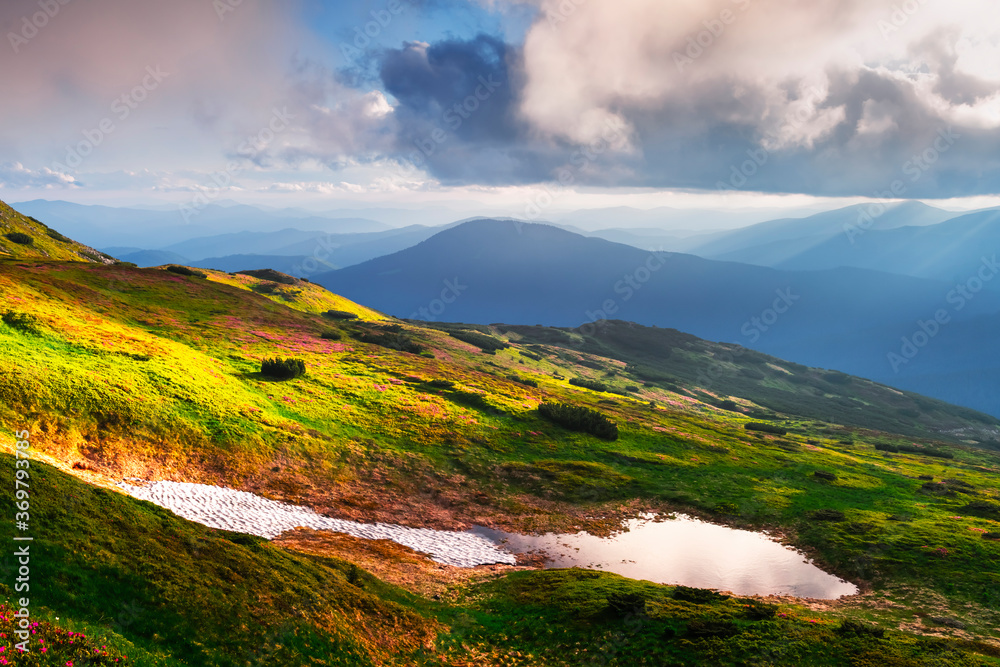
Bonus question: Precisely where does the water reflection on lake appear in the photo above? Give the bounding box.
[473,514,858,599]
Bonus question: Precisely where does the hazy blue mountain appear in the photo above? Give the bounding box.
[769,209,1000,287]
[188,254,334,276]
[163,229,329,261]
[113,249,190,267]
[686,201,956,265]
[553,205,825,232]
[314,219,1000,416]
[12,200,389,248]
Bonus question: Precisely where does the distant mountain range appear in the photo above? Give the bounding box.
[314,219,1000,417]
[12,200,392,248]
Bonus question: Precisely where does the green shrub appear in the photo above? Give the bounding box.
[351,328,425,354]
[320,331,342,340]
[672,586,729,603]
[45,228,72,243]
[237,269,298,285]
[426,379,456,390]
[4,232,33,245]
[251,282,280,294]
[742,600,778,620]
[448,330,510,353]
[813,471,837,481]
[166,265,207,278]
[961,500,1000,520]
[808,509,846,522]
[569,377,608,392]
[686,619,739,638]
[878,442,953,459]
[836,620,885,639]
[261,357,306,380]
[538,402,618,440]
[605,592,646,617]
[323,310,359,320]
[1,310,40,333]
[507,374,538,388]
[744,422,787,435]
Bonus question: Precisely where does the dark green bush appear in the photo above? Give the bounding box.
[320,331,342,340]
[351,328,424,354]
[427,379,456,390]
[251,282,280,294]
[836,620,885,639]
[261,357,306,380]
[961,500,1000,519]
[448,330,510,353]
[741,600,778,620]
[879,442,953,459]
[605,592,646,617]
[808,509,846,522]
[813,471,837,481]
[507,374,538,388]
[166,265,207,278]
[538,402,618,441]
[4,232,33,245]
[744,422,787,435]
[237,269,298,285]
[45,228,72,243]
[672,586,729,604]
[569,377,609,392]
[1,310,39,333]
[323,310,359,320]
[686,620,739,638]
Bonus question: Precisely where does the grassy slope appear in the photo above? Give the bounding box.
[3,257,1000,661]
[3,456,1000,667]
[0,201,117,263]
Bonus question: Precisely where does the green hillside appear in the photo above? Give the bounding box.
[0,200,117,263]
[3,198,1000,664]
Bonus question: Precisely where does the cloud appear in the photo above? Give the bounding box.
[0,0,302,172]
[500,0,1000,196]
[0,162,78,189]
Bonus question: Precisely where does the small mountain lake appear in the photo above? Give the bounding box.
[473,514,858,599]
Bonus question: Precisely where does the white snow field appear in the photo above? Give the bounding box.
[116,479,517,567]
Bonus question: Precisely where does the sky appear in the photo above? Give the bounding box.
[1,0,999,216]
